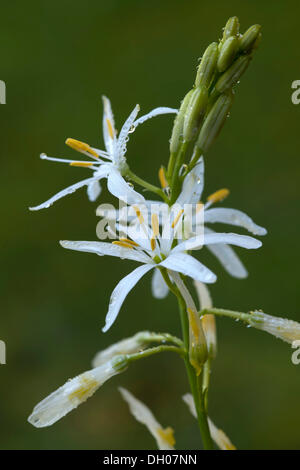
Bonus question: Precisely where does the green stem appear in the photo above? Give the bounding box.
[199,307,254,323]
[126,344,185,364]
[126,169,168,202]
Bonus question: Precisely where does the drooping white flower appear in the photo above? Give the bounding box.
[28,357,125,427]
[29,96,177,210]
[183,393,236,450]
[248,311,300,344]
[119,387,175,450]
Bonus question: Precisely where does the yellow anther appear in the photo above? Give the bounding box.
[157,427,175,447]
[106,119,114,139]
[158,167,168,189]
[66,138,99,158]
[133,206,144,224]
[112,240,134,249]
[151,213,160,237]
[171,209,184,228]
[120,237,139,247]
[207,188,230,204]
[70,161,94,167]
[150,237,156,251]
[196,202,204,214]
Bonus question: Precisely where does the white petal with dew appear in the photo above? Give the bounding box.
[87,179,102,201]
[173,232,262,252]
[28,362,118,428]
[176,158,204,206]
[151,269,169,299]
[204,208,267,236]
[102,264,155,332]
[119,387,175,450]
[102,95,116,153]
[133,107,178,128]
[60,240,151,264]
[117,104,140,158]
[160,252,216,284]
[249,311,300,344]
[107,168,145,205]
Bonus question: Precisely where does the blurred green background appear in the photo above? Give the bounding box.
[1,0,299,450]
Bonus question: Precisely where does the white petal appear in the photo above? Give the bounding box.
[60,240,151,264]
[117,104,140,159]
[102,95,116,153]
[29,174,107,211]
[173,232,262,252]
[107,168,145,205]
[205,208,267,236]
[151,269,169,299]
[160,252,216,284]
[119,387,175,450]
[206,242,248,278]
[102,264,154,332]
[87,180,102,201]
[183,394,236,450]
[176,158,204,207]
[133,107,178,127]
[28,361,117,428]
[193,281,212,309]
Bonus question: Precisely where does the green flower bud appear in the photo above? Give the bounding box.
[239,24,261,53]
[217,36,239,72]
[222,16,240,42]
[195,42,219,89]
[196,92,234,153]
[183,87,208,142]
[170,89,193,154]
[215,55,251,94]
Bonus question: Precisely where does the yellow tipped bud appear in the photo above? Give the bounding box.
[207,188,229,204]
[66,138,99,158]
[69,161,94,167]
[112,240,134,249]
[151,213,160,238]
[158,167,168,189]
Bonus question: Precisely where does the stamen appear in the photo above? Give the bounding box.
[106,119,114,139]
[207,188,230,204]
[196,202,204,214]
[70,161,94,167]
[66,138,99,158]
[171,209,184,228]
[157,427,175,447]
[120,237,139,247]
[158,167,168,189]
[133,206,144,224]
[150,237,156,251]
[112,241,134,249]
[151,213,160,237]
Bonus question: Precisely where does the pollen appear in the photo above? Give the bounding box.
[171,209,184,228]
[120,237,139,247]
[158,167,168,189]
[157,427,175,447]
[66,138,99,158]
[133,206,144,224]
[106,119,114,139]
[70,161,94,167]
[151,213,160,237]
[207,188,230,204]
[150,237,156,251]
[68,376,98,403]
[112,240,134,249]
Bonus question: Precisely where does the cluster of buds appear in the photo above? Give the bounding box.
[168,17,262,201]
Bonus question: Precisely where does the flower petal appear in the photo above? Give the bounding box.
[173,231,262,252]
[60,240,151,264]
[160,252,216,284]
[119,387,175,450]
[102,264,154,332]
[107,168,145,205]
[133,107,178,128]
[176,158,204,207]
[151,269,169,299]
[206,242,248,279]
[205,208,267,236]
[87,180,102,201]
[117,104,140,159]
[102,95,116,153]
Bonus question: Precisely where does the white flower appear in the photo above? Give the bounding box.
[119,387,175,450]
[28,357,124,427]
[249,311,300,344]
[29,96,177,210]
[60,159,263,332]
[98,157,267,300]
[183,393,236,450]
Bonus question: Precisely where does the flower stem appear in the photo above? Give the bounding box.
[126,169,169,202]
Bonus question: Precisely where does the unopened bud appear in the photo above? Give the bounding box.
[196,92,234,153]
[183,87,208,142]
[249,311,300,344]
[222,16,240,42]
[217,36,239,72]
[215,55,251,94]
[239,24,261,53]
[187,308,208,375]
[195,42,219,89]
[170,90,193,154]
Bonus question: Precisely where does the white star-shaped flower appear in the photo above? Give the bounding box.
[29,96,177,210]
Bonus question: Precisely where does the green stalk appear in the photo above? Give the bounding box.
[126,169,169,202]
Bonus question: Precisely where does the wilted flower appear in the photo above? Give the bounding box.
[249,311,300,344]
[194,280,217,358]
